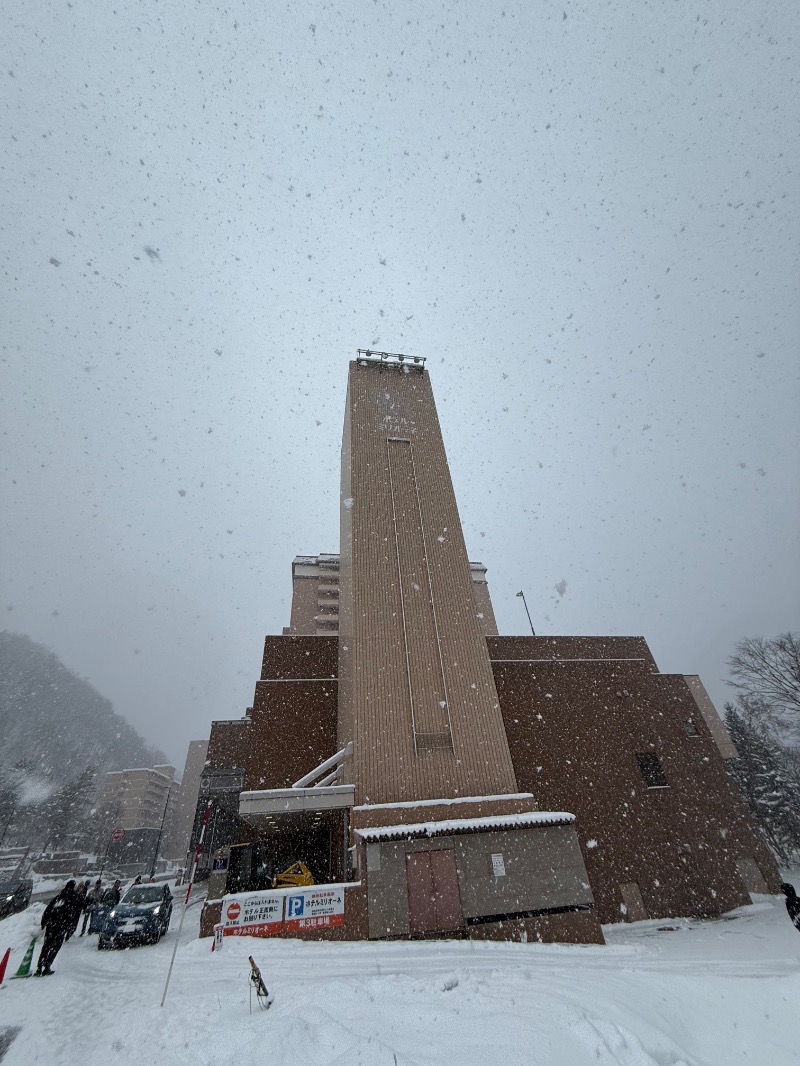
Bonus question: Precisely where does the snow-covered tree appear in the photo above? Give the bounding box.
[37,765,97,853]
[725,699,800,864]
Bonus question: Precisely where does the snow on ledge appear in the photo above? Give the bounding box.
[353,792,534,812]
[355,811,576,842]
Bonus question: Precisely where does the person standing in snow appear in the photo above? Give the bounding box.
[102,879,122,907]
[36,880,79,976]
[65,880,88,940]
[781,883,800,931]
[80,878,103,935]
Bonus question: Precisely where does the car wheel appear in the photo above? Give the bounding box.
[98,939,107,950]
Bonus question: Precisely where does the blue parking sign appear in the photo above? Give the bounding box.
[286,895,305,919]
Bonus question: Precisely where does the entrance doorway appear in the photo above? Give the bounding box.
[406,849,464,934]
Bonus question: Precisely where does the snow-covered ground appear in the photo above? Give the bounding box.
[1,882,798,1066]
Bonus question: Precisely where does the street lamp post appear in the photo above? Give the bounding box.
[516,590,536,636]
[149,784,173,880]
[99,827,120,878]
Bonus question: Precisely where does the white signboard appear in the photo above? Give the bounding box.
[491,853,506,878]
[221,892,284,937]
[284,886,345,931]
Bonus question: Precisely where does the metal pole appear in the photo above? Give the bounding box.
[98,831,114,878]
[149,784,173,881]
[160,800,212,1008]
[516,590,536,636]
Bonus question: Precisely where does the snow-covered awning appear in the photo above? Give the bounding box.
[355,810,575,842]
[240,784,354,818]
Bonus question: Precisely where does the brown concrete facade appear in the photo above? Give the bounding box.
[204,624,779,935]
[199,359,779,944]
[488,635,781,923]
[338,359,519,806]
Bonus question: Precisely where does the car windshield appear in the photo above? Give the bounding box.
[122,886,164,905]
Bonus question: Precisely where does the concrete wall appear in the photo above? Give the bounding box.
[364,825,593,940]
[163,739,209,860]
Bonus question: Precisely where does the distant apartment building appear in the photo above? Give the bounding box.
[98,764,175,867]
[285,553,498,637]
[98,765,175,830]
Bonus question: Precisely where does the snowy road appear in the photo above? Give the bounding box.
[1,887,798,1066]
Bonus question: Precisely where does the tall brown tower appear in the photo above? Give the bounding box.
[338,353,520,805]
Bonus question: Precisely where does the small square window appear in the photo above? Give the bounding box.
[636,752,668,788]
[683,719,700,737]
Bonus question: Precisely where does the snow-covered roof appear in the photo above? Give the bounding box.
[355,810,575,842]
[353,792,534,812]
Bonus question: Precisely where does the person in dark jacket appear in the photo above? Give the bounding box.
[65,880,88,941]
[781,883,800,931]
[36,880,79,976]
[102,880,122,907]
[80,878,103,935]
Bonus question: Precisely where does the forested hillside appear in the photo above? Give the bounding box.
[0,630,165,789]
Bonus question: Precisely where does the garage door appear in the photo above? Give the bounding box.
[406,849,464,934]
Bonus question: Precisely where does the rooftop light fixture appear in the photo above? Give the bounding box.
[356,349,426,371]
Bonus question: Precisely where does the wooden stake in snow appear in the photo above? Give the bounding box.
[160,800,212,1007]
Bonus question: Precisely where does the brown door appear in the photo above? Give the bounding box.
[406,849,464,934]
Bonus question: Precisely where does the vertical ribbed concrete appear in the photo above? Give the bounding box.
[338,360,519,804]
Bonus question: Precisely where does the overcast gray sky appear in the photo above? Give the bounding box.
[2,1,798,767]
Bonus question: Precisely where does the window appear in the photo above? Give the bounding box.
[636,752,668,788]
[683,719,700,737]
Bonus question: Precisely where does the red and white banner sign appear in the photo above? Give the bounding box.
[221,892,284,938]
[283,887,345,932]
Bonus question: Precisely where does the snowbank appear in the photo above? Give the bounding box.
[0,878,798,1065]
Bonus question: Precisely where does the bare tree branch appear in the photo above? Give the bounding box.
[726,633,800,722]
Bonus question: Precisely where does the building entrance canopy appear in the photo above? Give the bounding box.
[239,784,354,836]
[240,784,353,817]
